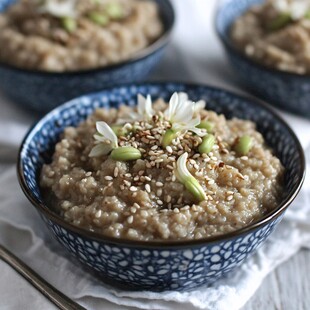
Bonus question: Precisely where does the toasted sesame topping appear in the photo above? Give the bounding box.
[145,184,151,193]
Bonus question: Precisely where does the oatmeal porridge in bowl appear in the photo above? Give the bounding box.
[0,0,164,71]
[18,83,304,290]
[231,0,310,74]
[40,92,285,241]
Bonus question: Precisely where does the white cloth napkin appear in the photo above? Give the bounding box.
[1,1,310,309]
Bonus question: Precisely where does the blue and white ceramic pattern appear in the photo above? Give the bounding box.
[0,0,174,113]
[216,0,310,118]
[18,83,305,291]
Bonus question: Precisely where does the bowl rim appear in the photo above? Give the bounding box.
[214,0,310,80]
[17,82,306,248]
[0,0,175,76]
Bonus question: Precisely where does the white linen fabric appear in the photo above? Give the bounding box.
[0,1,310,309]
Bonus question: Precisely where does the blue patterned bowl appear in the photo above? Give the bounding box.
[18,82,305,291]
[216,0,310,118]
[0,0,174,113]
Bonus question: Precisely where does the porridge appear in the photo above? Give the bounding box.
[231,0,310,74]
[0,0,163,71]
[40,93,284,241]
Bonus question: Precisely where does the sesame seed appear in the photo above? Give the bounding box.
[194,164,199,170]
[156,181,164,187]
[166,195,172,203]
[145,184,151,193]
[171,174,176,182]
[141,210,148,218]
[85,172,92,177]
[241,156,248,161]
[151,145,158,150]
[127,216,134,224]
[173,208,180,213]
[130,207,137,213]
[208,180,215,185]
[95,210,102,218]
[211,156,218,161]
[227,195,233,201]
[125,173,132,178]
[145,176,151,181]
[133,203,140,209]
[157,189,163,196]
[124,180,131,187]
[130,186,138,192]
[166,146,173,153]
[104,176,113,181]
[157,200,163,205]
[134,176,140,181]
[114,167,119,177]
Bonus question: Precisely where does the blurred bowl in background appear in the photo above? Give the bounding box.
[216,0,310,118]
[0,0,174,113]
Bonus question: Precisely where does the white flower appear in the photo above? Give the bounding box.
[89,121,118,157]
[38,0,77,18]
[194,100,206,114]
[137,94,154,121]
[272,0,310,20]
[164,92,206,136]
[117,94,154,124]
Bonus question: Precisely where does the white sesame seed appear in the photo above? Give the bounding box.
[166,146,173,153]
[130,186,138,192]
[124,180,131,187]
[211,156,218,161]
[141,210,148,218]
[241,156,248,161]
[104,176,113,181]
[125,173,132,177]
[130,207,137,213]
[95,210,102,218]
[157,189,163,196]
[145,184,151,193]
[157,200,163,205]
[208,180,215,185]
[166,195,172,203]
[156,181,164,187]
[85,172,92,177]
[114,167,119,177]
[127,215,134,224]
[133,202,140,209]
[173,208,180,213]
[145,176,151,181]
[227,195,233,201]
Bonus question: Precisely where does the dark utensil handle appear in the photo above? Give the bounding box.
[0,244,87,310]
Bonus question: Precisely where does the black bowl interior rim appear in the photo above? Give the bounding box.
[17,82,306,249]
[214,0,310,80]
[0,0,175,76]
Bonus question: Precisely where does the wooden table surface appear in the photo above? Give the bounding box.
[244,249,309,310]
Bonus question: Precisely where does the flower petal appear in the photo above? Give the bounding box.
[96,121,118,148]
[137,94,154,120]
[194,100,206,113]
[176,152,192,181]
[89,143,112,157]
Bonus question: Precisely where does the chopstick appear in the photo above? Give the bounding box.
[0,244,87,310]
